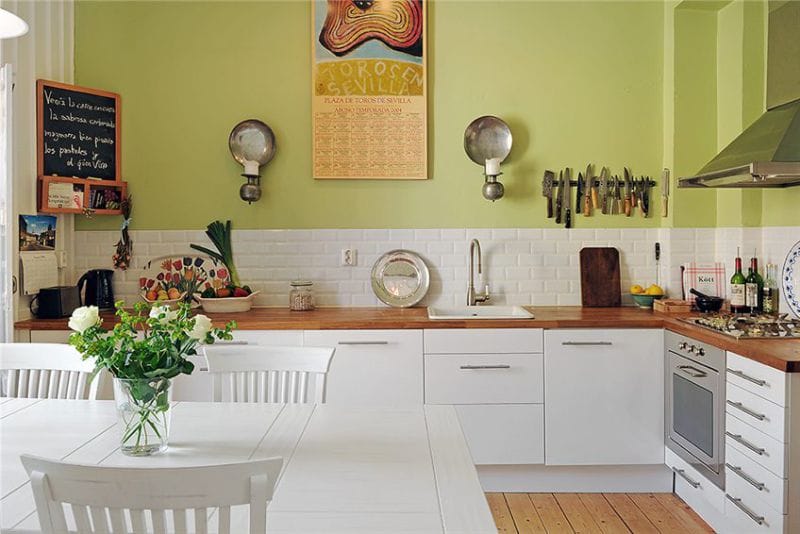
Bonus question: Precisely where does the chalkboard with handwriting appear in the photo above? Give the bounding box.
[37,80,121,181]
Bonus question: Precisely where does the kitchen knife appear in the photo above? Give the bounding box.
[661,168,670,217]
[555,170,563,224]
[629,169,638,208]
[623,169,632,217]
[599,167,610,214]
[591,170,599,210]
[575,172,584,215]
[610,176,620,215]
[641,176,650,217]
[542,170,555,218]
[583,164,593,216]
[563,167,572,229]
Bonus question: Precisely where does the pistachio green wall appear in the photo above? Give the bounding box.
[74,0,665,230]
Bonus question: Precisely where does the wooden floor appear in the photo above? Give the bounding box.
[487,493,713,533]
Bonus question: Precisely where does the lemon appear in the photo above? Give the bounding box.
[630,284,645,294]
[645,284,664,296]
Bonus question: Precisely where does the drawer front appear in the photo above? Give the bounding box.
[454,404,544,465]
[665,448,726,515]
[423,328,543,354]
[425,353,543,404]
[724,492,785,534]
[226,330,304,346]
[726,445,787,514]
[304,330,423,406]
[727,352,787,407]
[726,383,787,442]
[29,330,71,343]
[726,414,787,478]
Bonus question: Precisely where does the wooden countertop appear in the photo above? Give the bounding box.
[15,306,800,372]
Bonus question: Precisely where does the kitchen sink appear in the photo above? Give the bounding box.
[427,306,534,320]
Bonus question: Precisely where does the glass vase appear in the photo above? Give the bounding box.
[113,377,172,456]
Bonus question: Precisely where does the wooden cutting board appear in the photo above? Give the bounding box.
[580,247,621,307]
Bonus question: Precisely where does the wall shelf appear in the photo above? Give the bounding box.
[38,175,127,215]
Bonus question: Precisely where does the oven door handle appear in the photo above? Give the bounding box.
[727,400,767,421]
[671,467,700,488]
[725,431,766,456]
[677,365,708,378]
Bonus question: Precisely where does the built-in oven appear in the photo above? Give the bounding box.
[665,331,726,489]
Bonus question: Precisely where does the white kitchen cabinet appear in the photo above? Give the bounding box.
[454,404,544,465]
[29,330,72,343]
[172,330,304,401]
[304,330,423,406]
[544,329,664,465]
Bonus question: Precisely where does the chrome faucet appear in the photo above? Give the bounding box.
[467,239,490,306]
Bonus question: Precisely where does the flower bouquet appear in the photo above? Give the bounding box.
[68,302,236,456]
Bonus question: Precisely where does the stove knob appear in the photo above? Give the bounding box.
[696,347,705,356]
[678,342,688,350]
[688,345,697,353]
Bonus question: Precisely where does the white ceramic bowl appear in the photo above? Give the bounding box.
[196,291,260,313]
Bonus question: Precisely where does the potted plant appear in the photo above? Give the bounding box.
[68,302,236,456]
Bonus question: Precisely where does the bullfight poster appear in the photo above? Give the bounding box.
[312,0,427,180]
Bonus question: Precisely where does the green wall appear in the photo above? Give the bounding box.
[74,0,798,231]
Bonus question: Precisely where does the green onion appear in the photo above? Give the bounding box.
[190,220,241,286]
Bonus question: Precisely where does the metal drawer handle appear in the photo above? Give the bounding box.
[726,431,766,456]
[727,368,767,387]
[726,463,766,491]
[561,341,613,346]
[726,495,765,525]
[672,468,700,488]
[459,365,511,370]
[337,341,389,346]
[214,341,249,346]
[678,365,708,378]
[727,400,767,421]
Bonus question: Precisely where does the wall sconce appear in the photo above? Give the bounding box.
[464,116,512,202]
[228,119,276,204]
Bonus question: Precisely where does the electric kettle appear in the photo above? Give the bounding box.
[77,269,115,310]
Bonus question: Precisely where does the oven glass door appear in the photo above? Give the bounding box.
[668,352,720,471]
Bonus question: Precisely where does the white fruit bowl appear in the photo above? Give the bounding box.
[196,291,260,313]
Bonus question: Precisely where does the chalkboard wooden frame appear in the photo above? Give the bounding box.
[36,79,122,182]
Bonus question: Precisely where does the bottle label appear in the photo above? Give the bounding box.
[746,283,758,308]
[731,284,745,306]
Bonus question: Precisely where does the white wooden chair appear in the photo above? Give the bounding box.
[21,454,283,534]
[202,345,335,404]
[0,343,101,400]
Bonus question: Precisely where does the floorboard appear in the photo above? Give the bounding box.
[489,493,710,534]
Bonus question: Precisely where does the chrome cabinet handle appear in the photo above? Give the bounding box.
[726,495,765,525]
[459,365,511,370]
[672,468,700,488]
[213,341,249,345]
[726,431,766,456]
[677,365,708,378]
[561,341,613,346]
[727,400,766,421]
[727,368,767,387]
[337,341,389,346]
[726,463,766,491]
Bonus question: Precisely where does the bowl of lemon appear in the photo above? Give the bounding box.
[630,284,665,308]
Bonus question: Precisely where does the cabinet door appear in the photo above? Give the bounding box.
[29,330,72,343]
[172,330,304,402]
[455,404,544,465]
[544,329,664,465]
[304,330,423,406]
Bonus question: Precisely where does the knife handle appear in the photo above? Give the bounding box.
[547,197,553,218]
[661,197,668,218]
[624,197,632,217]
[591,187,599,209]
[565,208,572,229]
[631,192,638,207]
[583,196,591,217]
[555,199,562,224]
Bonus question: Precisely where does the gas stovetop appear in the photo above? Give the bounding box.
[681,314,800,339]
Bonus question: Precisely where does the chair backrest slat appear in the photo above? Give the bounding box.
[203,345,335,405]
[22,455,282,534]
[0,344,101,400]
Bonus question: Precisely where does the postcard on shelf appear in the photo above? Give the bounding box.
[19,214,56,252]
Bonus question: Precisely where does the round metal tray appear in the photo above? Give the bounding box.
[370,250,430,308]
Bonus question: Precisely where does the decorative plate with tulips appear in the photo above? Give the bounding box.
[140,255,231,305]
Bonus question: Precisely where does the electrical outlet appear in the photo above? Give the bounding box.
[341,248,357,266]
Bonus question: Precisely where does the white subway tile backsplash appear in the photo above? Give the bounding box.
[72,226,800,313]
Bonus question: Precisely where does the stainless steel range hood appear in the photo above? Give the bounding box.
[679,2,800,189]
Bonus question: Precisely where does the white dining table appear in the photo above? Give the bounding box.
[0,398,495,534]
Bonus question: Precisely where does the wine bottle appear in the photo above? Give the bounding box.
[745,255,763,314]
[730,248,747,314]
[763,263,779,315]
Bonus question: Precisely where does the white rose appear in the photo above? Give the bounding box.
[188,314,213,341]
[68,306,101,333]
[149,305,178,323]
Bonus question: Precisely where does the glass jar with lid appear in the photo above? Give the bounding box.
[289,280,315,311]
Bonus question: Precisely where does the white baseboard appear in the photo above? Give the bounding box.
[476,464,673,493]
